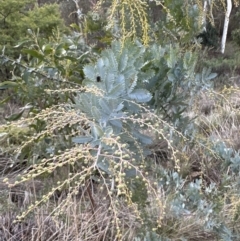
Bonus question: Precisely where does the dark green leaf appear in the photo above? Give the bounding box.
[0,81,19,89]
[5,110,24,121]
[14,39,31,48]
[0,96,10,105]
[22,49,45,61]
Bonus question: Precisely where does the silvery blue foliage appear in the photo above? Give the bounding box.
[82,40,152,103]
[145,43,216,108]
[148,168,234,240]
[213,140,240,174]
[73,40,154,174]
[72,41,218,180]
[141,43,217,141]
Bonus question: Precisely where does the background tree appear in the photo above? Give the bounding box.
[0,0,67,81]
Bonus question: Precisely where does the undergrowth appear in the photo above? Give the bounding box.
[2,43,240,240]
[2,1,240,240]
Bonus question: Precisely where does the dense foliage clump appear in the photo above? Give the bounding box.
[0,0,66,82]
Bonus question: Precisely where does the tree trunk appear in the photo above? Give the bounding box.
[221,0,232,54]
[202,0,207,31]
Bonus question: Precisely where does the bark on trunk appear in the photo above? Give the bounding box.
[202,0,207,31]
[221,0,232,54]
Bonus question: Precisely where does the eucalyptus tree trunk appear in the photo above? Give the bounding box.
[202,0,207,31]
[221,0,232,54]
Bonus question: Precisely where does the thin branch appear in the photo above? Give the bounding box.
[0,55,82,87]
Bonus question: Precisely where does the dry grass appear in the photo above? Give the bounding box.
[0,102,19,124]
[0,177,142,241]
[195,87,240,150]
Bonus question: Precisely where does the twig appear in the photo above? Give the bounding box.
[0,55,82,87]
[86,180,100,235]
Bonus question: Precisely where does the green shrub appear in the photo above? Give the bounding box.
[0,0,67,81]
[0,29,97,111]
[197,22,219,48]
[0,1,66,53]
